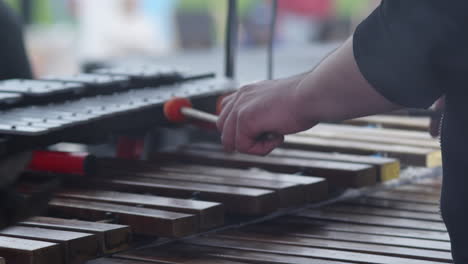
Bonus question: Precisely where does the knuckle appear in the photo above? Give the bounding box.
[239,84,251,92]
[237,108,248,122]
[239,83,257,93]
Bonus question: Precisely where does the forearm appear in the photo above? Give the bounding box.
[292,37,402,124]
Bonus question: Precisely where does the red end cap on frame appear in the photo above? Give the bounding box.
[27,150,96,176]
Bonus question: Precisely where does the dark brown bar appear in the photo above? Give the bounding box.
[20,216,130,254]
[188,236,445,264]
[295,210,446,231]
[345,197,440,214]
[104,170,306,208]
[270,148,400,182]
[91,176,278,215]
[155,148,376,188]
[275,217,449,241]
[117,243,345,264]
[366,191,440,205]
[188,142,400,182]
[0,226,99,264]
[393,184,441,195]
[323,204,443,222]
[48,198,198,237]
[54,190,224,230]
[158,164,328,202]
[86,258,153,264]
[213,230,452,262]
[0,236,62,264]
[240,221,451,251]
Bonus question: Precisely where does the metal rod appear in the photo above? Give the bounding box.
[225,0,238,79]
[181,107,218,124]
[267,0,278,80]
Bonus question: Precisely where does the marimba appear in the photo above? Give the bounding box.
[94,176,447,264]
[0,64,446,263]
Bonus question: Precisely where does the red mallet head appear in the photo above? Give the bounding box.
[163,97,193,123]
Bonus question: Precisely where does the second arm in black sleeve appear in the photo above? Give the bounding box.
[353,0,468,108]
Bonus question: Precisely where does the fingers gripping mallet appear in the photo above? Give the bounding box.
[163,97,277,141]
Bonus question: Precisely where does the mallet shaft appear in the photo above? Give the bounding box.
[180,104,277,141]
[181,107,218,124]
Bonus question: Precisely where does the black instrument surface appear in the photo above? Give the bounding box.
[0,65,233,157]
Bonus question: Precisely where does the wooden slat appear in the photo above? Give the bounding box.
[117,243,346,264]
[48,198,198,237]
[391,185,441,195]
[284,135,441,167]
[270,148,399,182]
[54,190,224,230]
[97,157,327,203]
[298,124,439,148]
[90,176,278,215]
[302,123,435,140]
[412,183,442,189]
[0,226,99,264]
[188,143,400,182]
[345,197,440,214]
[323,204,443,222]
[156,148,377,188]
[414,177,443,188]
[103,170,307,208]
[158,164,328,202]
[188,236,446,264]
[275,217,450,241]
[213,230,452,262]
[241,221,451,251]
[86,258,153,264]
[20,217,130,254]
[0,236,62,264]
[295,210,446,231]
[345,115,430,130]
[366,191,440,205]
[117,244,252,264]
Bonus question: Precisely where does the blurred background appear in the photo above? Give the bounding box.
[5,0,379,81]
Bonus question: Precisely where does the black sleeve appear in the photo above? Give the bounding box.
[0,1,33,80]
[353,0,468,108]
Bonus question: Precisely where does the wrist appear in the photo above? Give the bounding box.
[290,74,321,128]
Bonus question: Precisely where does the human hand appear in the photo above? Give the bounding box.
[217,76,316,155]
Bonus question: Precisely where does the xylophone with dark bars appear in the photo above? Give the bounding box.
[0,62,446,263]
[0,126,446,263]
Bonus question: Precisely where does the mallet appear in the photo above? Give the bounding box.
[163,97,277,140]
[164,97,218,124]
